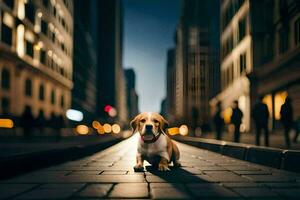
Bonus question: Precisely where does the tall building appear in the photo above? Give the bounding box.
[124,68,139,120]
[165,48,176,121]
[212,0,300,131]
[96,0,128,125]
[171,0,220,127]
[0,0,73,120]
[72,0,97,124]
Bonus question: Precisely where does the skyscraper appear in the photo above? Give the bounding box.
[0,0,73,121]
[124,68,139,120]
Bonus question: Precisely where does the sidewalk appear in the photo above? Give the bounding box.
[1,134,299,199]
[199,131,300,150]
[0,134,126,179]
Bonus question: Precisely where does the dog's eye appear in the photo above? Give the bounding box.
[140,119,146,123]
[153,119,159,123]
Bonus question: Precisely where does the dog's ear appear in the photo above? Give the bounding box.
[130,114,141,133]
[159,115,169,134]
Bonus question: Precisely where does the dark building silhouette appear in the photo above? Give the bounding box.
[165,48,176,122]
[167,0,220,127]
[124,68,139,119]
[72,0,97,124]
[96,0,128,124]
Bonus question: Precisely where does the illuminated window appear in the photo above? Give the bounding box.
[1,68,10,90]
[25,79,32,96]
[51,89,55,104]
[274,91,288,120]
[262,94,273,116]
[223,107,232,124]
[39,84,45,101]
[295,18,300,45]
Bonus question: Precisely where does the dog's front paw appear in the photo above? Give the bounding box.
[158,163,170,171]
[173,161,181,168]
[134,164,144,172]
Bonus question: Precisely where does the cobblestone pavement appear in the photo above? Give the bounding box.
[1,134,300,199]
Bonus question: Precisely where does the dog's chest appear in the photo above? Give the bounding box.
[137,134,168,157]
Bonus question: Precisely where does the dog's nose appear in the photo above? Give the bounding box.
[145,125,153,131]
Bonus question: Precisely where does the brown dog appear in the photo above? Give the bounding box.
[130,112,180,171]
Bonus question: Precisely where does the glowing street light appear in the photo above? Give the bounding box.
[103,123,112,133]
[66,109,83,122]
[179,125,189,136]
[112,124,121,134]
[0,118,14,128]
[76,125,89,135]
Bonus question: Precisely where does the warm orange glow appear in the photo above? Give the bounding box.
[167,127,179,135]
[179,125,189,136]
[0,119,14,128]
[76,125,89,135]
[262,94,273,116]
[112,124,121,134]
[103,123,112,133]
[97,125,105,134]
[223,107,232,124]
[92,120,101,129]
[274,91,288,120]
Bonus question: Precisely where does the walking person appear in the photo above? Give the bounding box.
[20,106,35,139]
[280,97,293,148]
[230,100,243,143]
[252,97,270,146]
[213,102,224,140]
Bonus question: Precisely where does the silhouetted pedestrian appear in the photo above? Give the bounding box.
[36,110,46,135]
[230,100,243,143]
[20,106,35,139]
[252,97,270,146]
[213,102,224,140]
[280,97,293,148]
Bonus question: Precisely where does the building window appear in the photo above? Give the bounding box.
[295,18,300,46]
[39,84,45,101]
[40,49,46,65]
[238,17,246,42]
[25,1,35,23]
[25,79,32,96]
[240,53,246,74]
[60,95,64,108]
[1,68,10,90]
[51,89,55,104]
[279,29,289,54]
[3,0,14,9]
[1,23,13,46]
[41,19,48,35]
[1,97,10,114]
[26,40,34,57]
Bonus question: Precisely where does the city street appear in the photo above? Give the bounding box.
[1,134,300,199]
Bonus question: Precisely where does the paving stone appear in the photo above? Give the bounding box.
[77,184,113,198]
[150,183,185,188]
[233,170,272,175]
[69,171,102,175]
[14,188,80,199]
[39,183,85,189]
[150,187,190,199]
[231,187,279,197]
[262,182,300,188]
[221,165,260,171]
[109,183,148,198]
[222,182,261,188]
[101,170,128,175]
[187,183,239,197]
[244,175,296,182]
[0,184,37,199]
[204,171,250,182]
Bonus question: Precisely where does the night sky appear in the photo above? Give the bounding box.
[123,0,180,113]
